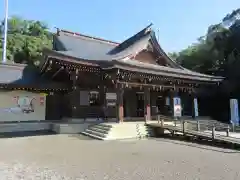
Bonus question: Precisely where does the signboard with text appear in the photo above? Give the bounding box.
[230,99,239,125]
[173,97,182,117]
[106,93,117,106]
[193,98,199,117]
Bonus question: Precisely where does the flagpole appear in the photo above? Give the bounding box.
[2,0,9,63]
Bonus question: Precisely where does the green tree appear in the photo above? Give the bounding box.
[175,8,240,77]
[0,16,52,65]
[171,9,240,121]
[168,52,179,61]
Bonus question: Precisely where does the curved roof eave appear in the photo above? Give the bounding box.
[113,58,224,82]
[149,31,182,69]
[148,31,224,80]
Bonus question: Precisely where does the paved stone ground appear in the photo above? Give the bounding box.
[0,134,240,180]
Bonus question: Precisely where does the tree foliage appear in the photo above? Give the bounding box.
[0,16,52,65]
[171,9,240,121]
[175,8,240,78]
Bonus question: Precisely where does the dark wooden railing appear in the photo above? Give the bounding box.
[153,114,233,138]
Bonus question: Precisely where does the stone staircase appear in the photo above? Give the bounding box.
[82,122,152,140]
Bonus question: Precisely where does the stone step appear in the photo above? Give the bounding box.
[81,123,114,140]
[82,122,154,140]
[92,124,112,131]
[88,126,110,134]
[81,131,106,140]
[85,129,108,138]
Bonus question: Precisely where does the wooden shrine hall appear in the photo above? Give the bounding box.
[40,24,224,122]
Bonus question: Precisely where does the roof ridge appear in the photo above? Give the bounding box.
[58,29,119,45]
[108,24,153,55]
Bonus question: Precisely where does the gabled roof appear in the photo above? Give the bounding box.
[53,24,180,65]
[53,29,117,61]
[48,24,224,82]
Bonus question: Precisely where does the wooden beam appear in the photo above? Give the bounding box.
[116,83,124,122]
[41,60,52,77]
[117,69,217,85]
[116,80,195,92]
[52,66,64,79]
[40,56,49,73]
[144,87,151,121]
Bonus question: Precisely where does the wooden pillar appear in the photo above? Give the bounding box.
[71,69,79,118]
[99,86,106,105]
[144,87,151,121]
[163,91,170,116]
[116,84,124,122]
[100,86,106,120]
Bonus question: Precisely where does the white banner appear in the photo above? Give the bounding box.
[230,99,239,125]
[173,97,182,117]
[193,98,199,117]
[165,97,170,106]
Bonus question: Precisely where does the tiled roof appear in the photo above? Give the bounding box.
[53,24,184,69]
[50,25,224,82]
[0,63,66,88]
[55,31,116,61]
[54,25,154,62]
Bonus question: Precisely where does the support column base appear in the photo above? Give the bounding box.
[145,105,151,122]
[118,105,124,123]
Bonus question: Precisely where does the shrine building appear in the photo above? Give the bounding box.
[0,24,223,124]
[40,24,223,122]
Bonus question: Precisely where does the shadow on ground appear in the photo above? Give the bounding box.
[68,134,96,140]
[154,134,240,153]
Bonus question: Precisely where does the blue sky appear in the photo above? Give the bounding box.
[0,0,240,52]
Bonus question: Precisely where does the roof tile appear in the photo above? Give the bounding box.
[50,25,224,82]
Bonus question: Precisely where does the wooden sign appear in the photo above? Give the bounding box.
[106,93,116,106]
[106,93,117,100]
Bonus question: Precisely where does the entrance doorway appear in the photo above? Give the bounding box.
[156,95,165,115]
[46,94,64,120]
[136,92,144,117]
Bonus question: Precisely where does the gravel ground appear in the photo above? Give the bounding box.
[0,134,240,180]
